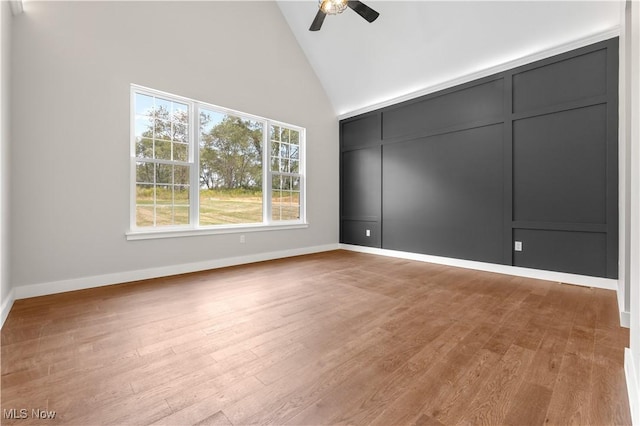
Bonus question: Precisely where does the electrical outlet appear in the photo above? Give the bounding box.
[240,235,245,244]
[514,241,523,252]
[366,229,371,237]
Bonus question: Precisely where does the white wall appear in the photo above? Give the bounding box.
[625,0,640,422]
[9,1,339,294]
[620,0,632,327]
[1,0,14,324]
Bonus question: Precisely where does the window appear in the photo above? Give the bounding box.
[133,93,191,227]
[130,85,306,238]
[271,125,302,221]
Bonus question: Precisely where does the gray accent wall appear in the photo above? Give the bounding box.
[340,38,619,279]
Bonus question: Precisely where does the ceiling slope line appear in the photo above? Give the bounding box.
[338,26,620,120]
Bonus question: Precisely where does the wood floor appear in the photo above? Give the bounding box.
[0,250,631,425]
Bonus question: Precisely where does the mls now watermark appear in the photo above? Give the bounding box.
[3,408,57,420]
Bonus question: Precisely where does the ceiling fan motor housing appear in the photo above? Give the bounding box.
[320,0,348,15]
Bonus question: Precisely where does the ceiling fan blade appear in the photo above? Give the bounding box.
[347,1,380,23]
[309,9,326,31]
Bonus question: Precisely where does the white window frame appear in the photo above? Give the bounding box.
[127,85,307,240]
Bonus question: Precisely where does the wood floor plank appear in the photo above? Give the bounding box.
[423,348,502,424]
[1,250,630,426]
[544,324,597,425]
[455,344,536,425]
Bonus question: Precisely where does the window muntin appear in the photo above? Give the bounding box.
[130,85,305,233]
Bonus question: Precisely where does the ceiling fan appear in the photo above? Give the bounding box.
[309,0,380,31]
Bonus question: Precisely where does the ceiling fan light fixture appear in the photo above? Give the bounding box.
[320,0,348,15]
[309,0,379,31]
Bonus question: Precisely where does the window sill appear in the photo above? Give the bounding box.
[126,222,309,241]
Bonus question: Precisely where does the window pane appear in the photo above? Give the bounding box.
[136,206,154,227]
[155,119,172,141]
[174,186,190,203]
[156,164,172,184]
[172,121,188,143]
[136,184,154,204]
[272,157,280,173]
[174,165,189,185]
[135,116,153,139]
[156,185,173,205]
[155,97,171,113]
[271,125,280,142]
[290,130,300,145]
[272,189,282,205]
[174,206,190,225]
[174,142,188,162]
[136,163,155,184]
[155,140,171,161]
[155,206,174,225]
[200,110,225,135]
[290,144,299,160]
[136,138,153,159]
[279,143,289,158]
[282,176,292,191]
[199,110,264,225]
[272,174,282,190]
[135,93,154,116]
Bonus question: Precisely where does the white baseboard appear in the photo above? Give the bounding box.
[13,243,340,301]
[1,286,15,329]
[626,348,639,425]
[6,243,623,329]
[621,311,632,328]
[341,244,618,291]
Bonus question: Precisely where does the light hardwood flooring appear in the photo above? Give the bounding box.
[0,250,631,425]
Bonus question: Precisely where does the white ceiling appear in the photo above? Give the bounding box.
[277,1,622,117]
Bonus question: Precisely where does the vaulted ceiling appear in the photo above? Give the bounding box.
[277,1,622,118]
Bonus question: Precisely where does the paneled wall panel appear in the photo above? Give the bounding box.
[341,147,381,220]
[513,105,607,224]
[512,49,607,113]
[383,125,504,263]
[341,113,380,150]
[382,79,504,140]
[513,229,607,277]
[342,220,381,247]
